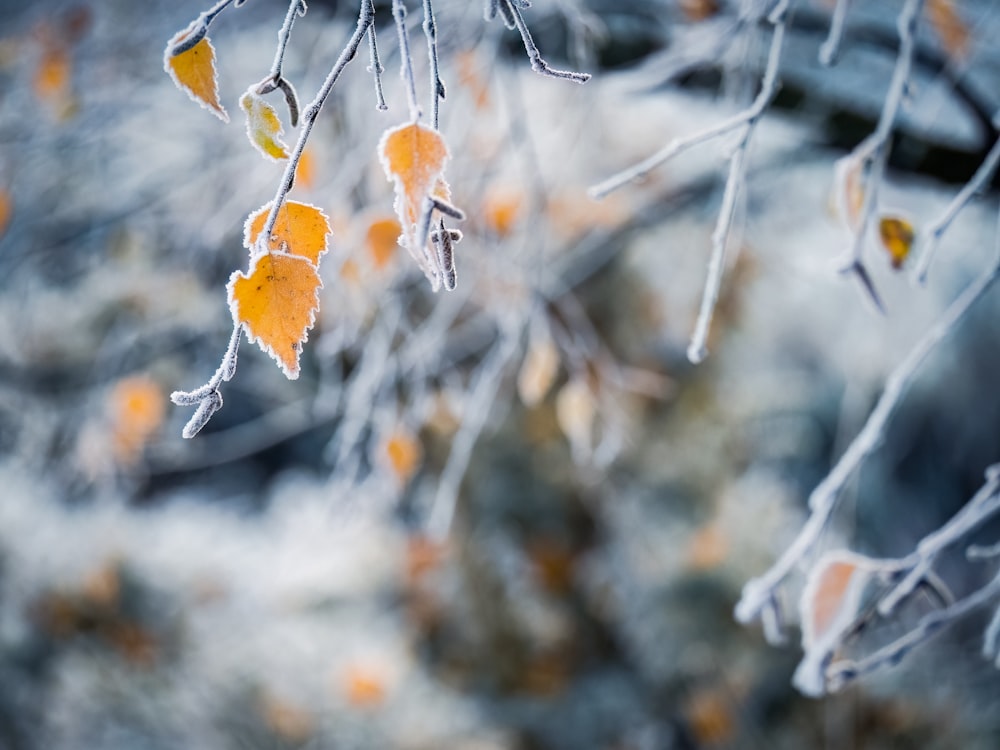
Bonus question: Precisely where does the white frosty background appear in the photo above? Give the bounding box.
[0,0,998,748]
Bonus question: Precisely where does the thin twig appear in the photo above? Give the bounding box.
[915,132,1000,284]
[168,0,243,56]
[367,14,388,110]
[393,0,422,121]
[499,0,590,84]
[736,208,1000,634]
[588,1,787,200]
[819,0,851,66]
[838,0,924,308]
[259,0,375,246]
[422,0,445,130]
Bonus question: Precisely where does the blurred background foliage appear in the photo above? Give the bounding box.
[0,0,999,748]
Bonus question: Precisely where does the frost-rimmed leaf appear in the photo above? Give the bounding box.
[244,201,332,264]
[377,121,451,252]
[240,89,290,161]
[164,28,228,122]
[227,251,322,379]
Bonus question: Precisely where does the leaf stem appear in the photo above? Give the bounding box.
[393,0,422,122]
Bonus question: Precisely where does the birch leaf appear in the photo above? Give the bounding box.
[240,90,290,161]
[878,215,915,270]
[244,201,331,265]
[365,217,402,269]
[164,30,228,122]
[227,251,322,379]
[377,121,450,249]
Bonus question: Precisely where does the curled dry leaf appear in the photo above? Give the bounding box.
[377,121,451,253]
[227,251,322,379]
[244,201,331,265]
[164,29,228,122]
[240,89,290,161]
[878,215,915,270]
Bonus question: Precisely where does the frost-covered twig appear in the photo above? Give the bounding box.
[588,0,787,200]
[393,0,422,121]
[367,14,388,110]
[167,0,244,56]
[170,326,240,439]
[837,0,923,309]
[914,132,1000,284]
[736,224,1000,636]
[826,568,1000,693]
[819,0,851,66]
[488,0,591,84]
[422,0,445,129]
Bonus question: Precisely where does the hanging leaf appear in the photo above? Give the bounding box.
[377,121,451,251]
[878,215,915,270]
[244,201,331,265]
[799,552,872,651]
[164,29,228,122]
[240,90,290,161]
[227,251,322,379]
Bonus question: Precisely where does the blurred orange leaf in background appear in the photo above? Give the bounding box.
[244,201,332,264]
[364,216,402,270]
[164,32,228,122]
[0,189,11,240]
[926,0,970,60]
[228,252,322,378]
[383,429,423,485]
[108,375,166,465]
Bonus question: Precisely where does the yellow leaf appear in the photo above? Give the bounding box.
[878,215,915,270]
[377,121,450,248]
[108,375,165,465]
[364,216,402,269]
[482,187,522,237]
[228,251,322,379]
[244,201,332,265]
[926,0,970,60]
[240,90,290,161]
[164,30,228,122]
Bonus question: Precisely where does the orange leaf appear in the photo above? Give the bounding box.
[108,375,165,464]
[377,121,450,247]
[342,664,387,708]
[244,201,332,266]
[365,217,402,269]
[926,0,970,60]
[799,552,874,650]
[34,45,71,101]
[0,189,11,241]
[164,30,228,122]
[878,215,915,270]
[228,251,322,379]
[383,429,422,484]
[482,188,522,237]
[294,148,316,190]
[240,90,290,161]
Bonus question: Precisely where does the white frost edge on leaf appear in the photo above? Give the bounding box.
[239,89,290,161]
[225,249,323,380]
[793,550,876,697]
[376,121,450,259]
[242,200,332,262]
[163,26,229,123]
